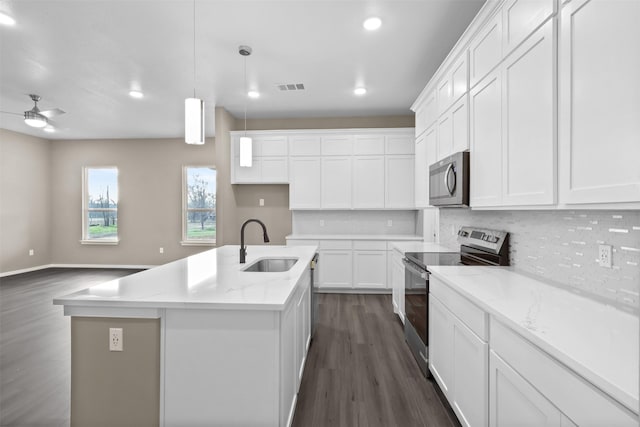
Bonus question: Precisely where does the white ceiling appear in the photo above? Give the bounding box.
[0,0,485,140]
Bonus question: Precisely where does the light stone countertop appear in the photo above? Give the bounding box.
[286,234,423,241]
[428,265,639,414]
[53,245,318,311]
[389,241,459,254]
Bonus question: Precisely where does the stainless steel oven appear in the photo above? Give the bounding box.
[429,151,469,207]
[403,227,509,377]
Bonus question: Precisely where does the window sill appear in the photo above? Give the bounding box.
[80,239,120,245]
[181,240,216,247]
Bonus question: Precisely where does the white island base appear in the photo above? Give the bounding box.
[55,245,316,427]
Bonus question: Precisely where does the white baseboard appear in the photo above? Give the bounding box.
[1,263,156,278]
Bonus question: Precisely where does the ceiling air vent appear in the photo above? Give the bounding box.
[277,83,305,91]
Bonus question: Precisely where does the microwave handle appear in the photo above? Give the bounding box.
[444,164,455,195]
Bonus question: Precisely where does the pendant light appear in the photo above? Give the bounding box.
[239,45,252,167]
[185,0,204,145]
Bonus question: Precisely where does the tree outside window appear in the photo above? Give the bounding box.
[184,166,216,243]
[83,167,118,242]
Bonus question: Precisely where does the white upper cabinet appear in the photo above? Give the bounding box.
[354,135,385,155]
[289,135,321,156]
[558,0,640,206]
[385,135,414,155]
[289,157,321,209]
[230,134,288,184]
[502,0,555,56]
[501,18,556,206]
[438,53,469,116]
[385,155,415,208]
[321,157,352,208]
[437,95,469,161]
[353,156,385,209]
[470,69,503,207]
[469,12,503,89]
[321,135,353,156]
[414,133,429,208]
[414,90,437,137]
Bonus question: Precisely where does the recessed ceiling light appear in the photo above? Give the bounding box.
[248,91,260,99]
[129,90,144,99]
[363,17,381,31]
[354,87,367,96]
[0,12,16,26]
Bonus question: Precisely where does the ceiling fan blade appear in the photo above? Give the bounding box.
[0,111,23,116]
[40,108,66,118]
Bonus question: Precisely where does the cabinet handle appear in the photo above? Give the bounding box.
[444,164,456,196]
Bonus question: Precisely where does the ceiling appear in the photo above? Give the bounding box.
[0,0,485,140]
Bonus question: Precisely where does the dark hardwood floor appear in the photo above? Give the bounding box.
[1,270,456,427]
[293,294,458,427]
[0,268,142,427]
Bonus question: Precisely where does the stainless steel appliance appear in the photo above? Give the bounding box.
[403,227,509,377]
[429,151,470,207]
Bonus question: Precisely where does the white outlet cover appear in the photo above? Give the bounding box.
[319,220,325,227]
[387,220,393,227]
[159,247,164,254]
[598,244,612,268]
[28,249,34,256]
[259,198,264,206]
[109,327,123,352]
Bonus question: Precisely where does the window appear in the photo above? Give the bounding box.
[82,167,119,244]
[183,166,216,244]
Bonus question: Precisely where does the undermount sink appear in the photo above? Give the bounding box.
[243,257,298,272]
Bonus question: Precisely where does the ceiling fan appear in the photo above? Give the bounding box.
[1,94,66,130]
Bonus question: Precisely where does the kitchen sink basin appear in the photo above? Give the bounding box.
[243,257,298,272]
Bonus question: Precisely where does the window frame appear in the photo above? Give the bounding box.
[81,166,120,245]
[181,165,217,246]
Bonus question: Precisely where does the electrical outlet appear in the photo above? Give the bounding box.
[259,198,264,207]
[319,220,325,227]
[159,247,164,254]
[109,328,123,352]
[29,249,34,256]
[598,244,612,268]
[387,220,393,227]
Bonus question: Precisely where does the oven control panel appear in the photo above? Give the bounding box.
[458,227,507,252]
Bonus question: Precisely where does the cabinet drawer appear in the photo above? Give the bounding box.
[353,240,387,251]
[319,240,352,250]
[430,277,487,340]
[491,319,638,426]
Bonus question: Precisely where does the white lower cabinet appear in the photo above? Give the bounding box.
[318,240,352,289]
[353,241,387,290]
[295,280,311,388]
[429,276,489,427]
[490,350,564,427]
[391,249,405,322]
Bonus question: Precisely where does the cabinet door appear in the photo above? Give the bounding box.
[425,124,438,174]
[318,250,352,288]
[452,318,489,427]
[559,0,640,205]
[280,299,297,427]
[470,70,503,207]
[437,76,453,116]
[353,250,387,289]
[321,157,352,208]
[502,19,556,206]
[451,53,469,105]
[353,156,385,208]
[451,96,469,154]
[414,133,429,208]
[429,296,454,397]
[256,135,288,156]
[415,90,437,137]
[502,0,555,56]
[321,135,353,155]
[385,134,414,155]
[437,113,453,160]
[234,158,262,183]
[289,135,321,156]
[490,350,561,427]
[354,135,385,155]
[392,253,405,322]
[385,155,415,208]
[289,157,321,209]
[261,157,289,183]
[295,283,311,388]
[469,12,503,88]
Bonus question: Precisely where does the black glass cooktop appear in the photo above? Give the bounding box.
[405,251,461,270]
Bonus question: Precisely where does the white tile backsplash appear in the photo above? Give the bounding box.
[439,209,640,311]
[292,210,417,236]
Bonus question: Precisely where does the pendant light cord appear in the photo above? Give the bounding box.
[193,0,196,98]
[244,54,247,137]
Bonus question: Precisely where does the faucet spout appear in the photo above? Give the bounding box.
[240,219,270,263]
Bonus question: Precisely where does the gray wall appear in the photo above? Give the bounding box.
[0,129,52,273]
[439,209,640,311]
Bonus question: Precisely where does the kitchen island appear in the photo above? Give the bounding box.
[54,245,318,427]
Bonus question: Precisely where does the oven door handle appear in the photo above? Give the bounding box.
[402,258,428,280]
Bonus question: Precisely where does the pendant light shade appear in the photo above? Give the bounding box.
[185,98,204,145]
[239,136,252,167]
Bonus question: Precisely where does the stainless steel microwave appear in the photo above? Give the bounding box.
[429,151,469,207]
